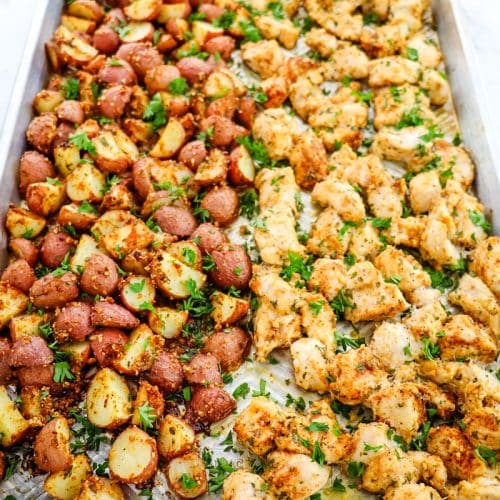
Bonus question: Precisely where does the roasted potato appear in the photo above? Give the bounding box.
[178,140,207,171]
[1,259,36,294]
[10,336,54,367]
[91,301,140,329]
[188,386,235,423]
[56,100,85,124]
[93,25,121,54]
[40,229,76,268]
[120,275,156,312]
[67,0,105,22]
[148,306,188,339]
[209,243,252,289]
[30,272,80,309]
[131,380,164,426]
[54,302,94,342]
[34,417,73,473]
[26,113,58,154]
[229,145,255,185]
[99,59,138,86]
[148,351,184,392]
[190,223,227,253]
[153,205,198,236]
[176,56,213,83]
[158,414,195,460]
[200,186,240,226]
[150,118,186,159]
[80,252,120,296]
[44,454,92,500]
[202,326,251,371]
[0,385,30,447]
[66,162,106,202]
[26,180,66,217]
[19,151,56,194]
[193,148,228,186]
[0,282,29,328]
[93,126,139,173]
[116,42,163,79]
[166,452,208,498]
[90,328,128,367]
[76,476,125,500]
[17,365,55,388]
[0,340,13,384]
[9,237,39,266]
[97,85,132,119]
[184,352,222,386]
[5,207,46,239]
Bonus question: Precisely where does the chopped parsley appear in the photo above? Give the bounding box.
[61,78,79,100]
[168,77,189,96]
[138,404,156,430]
[69,131,96,155]
[468,210,491,233]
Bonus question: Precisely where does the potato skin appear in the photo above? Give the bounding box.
[149,351,184,392]
[93,25,121,54]
[34,417,73,473]
[176,57,213,83]
[206,94,238,120]
[116,42,163,79]
[200,186,239,226]
[202,326,251,371]
[91,301,140,329]
[0,339,13,384]
[90,328,128,367]
[144,64,181,94]
[1,259,36,294]
[30,272,80,309]
[235,96,256,128]
[204,36,235,61]
[98,85,132,118]
[54,302,94,342]
[209,243,252,289]
[178,140,207,171]
[10,336,54,367]
[17,364,54,387]
[9,238,39,267]
[80,253,119,296]
[19,151,56,195]
[26,113,58,154]
[199,116,235,147]
[40,229,75,268]
[198,4,225,21]
[56,100,85,124]
[190,223,227,253]
[184,353,222,387]
[153,206,198,237]
[188,387,235,423]
[99,60,137,86]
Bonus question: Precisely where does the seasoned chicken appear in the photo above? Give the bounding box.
[254,16,300,50]
[462,407,500,450]
[290,338,330,392]
[385,484,443,500]
[371,125,430,164]
[307,208,351,257]
[409,170,442,214]
[308,258,348,301]
[385,216,426,249]
[305,28,339,58]
[241,40,285,79]
[368,56,421,87]
[447,476,500,499]
[222,471,273,500]
[349,222,384,261]
[322,43,370,80]
[299,290,336,346]
[402,301,447,339]
[405,33,443,69]
[420,217,462,268]
[408,451,448,493]
[469,236,500,299]
[347,422,396,463]
[366,180,406,218]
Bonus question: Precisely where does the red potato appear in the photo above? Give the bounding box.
[199,115,235,147]
[184,353,222,386]
[166,452,208,498]
[188,386,235,423]
[103,8,127,26]
[80,253,120,297]
[229,145,255,185]
[149,351,184,392]
[235,96,256,128]
[165,95,191,117]
[30,272,80,309]
[83,54,107,75]
[91,301,140,329]
[232,124,249,143]
[132,380,164,424]
[56,100,85,124]
[209,243,252,289]
[158,2,191,22]
[0,339,13,384]
[204,36,235,60]
[167,240,203,270]
[202,326,251,371]
[177,140,207,171]
[198,4,225,21]
[93,25,121,54]
[9,336,54,367]
[98,85,133,118]
[131,157,156,198]
[99,60,138,86]
[90,328,128,367]
[1,259,36,294]
[116,42,163,79]
[19,151,56,194]
[67,0,105,22]
[200,186,239,226]
[144,64,181,94]
[120,22,155,43]
[206,94,238,119]
[166,19,190,42]
[153,206,198,237]
[40,230,76,268]
[156,33,178,54]
[190,223,227,253]
[57,204,98,230]
[54,302,94,342]
[124,0,162,21]
[176,57,213,84]
[26,113,58,154]
[17,365,55,387]
[34,417,73,473]
[9,238,39,267]
[26,181,65,217]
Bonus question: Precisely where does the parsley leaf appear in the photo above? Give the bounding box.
[236,135,272,169]
[330,289,355,319]
[138,404,156,430]
[239,189,259,219]
[54,361,75,383]
[143,92,167,131]
[311,441,325,466]
[406,47,419,61]
[232,382,250,399]
[468,210,491,233]
[422,337,440,360]
[61,78,80,100]
[213,11,236,29]
[239,20,262,42]
[168,77,190,95]
[181,473,198,489]
[69,131,96,155]
[306,422,329,432]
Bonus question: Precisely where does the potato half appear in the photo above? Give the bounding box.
[166,452,208,498]
[158,415,195,460]
[44,454,91,500]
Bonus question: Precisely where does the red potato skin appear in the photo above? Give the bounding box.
[144,64,181,94]
[209,243,252,290]
[153,206,198,237]
[206,94,238,119]
[30,272,80,309]
[176,57,213,84]
[57,206,98,230]
[9,336,54,368]
[156,33,178,54]
[90,328,127,367]
[54,302,94,342]
[26,183,61,217]
[204,36,235,61]
[9,238,39,267]
[200,186,239,226]
[188,386,235,424]
[103,7,127,26]
[0,339,13,384]
[167,96,190,117]
[202,327,251,371]
[17,364,55,387]
[40,230,76,268]
[177,140,207,171]
[198,4,225,21]
[199,115,235,147]
[184,353,222,386]
[148,351,184,393]
[34,418,72,473]
[236,96,256,128]
[91,301,140,329]
[190,223,227,253]
[80,253,120,297]
[98,85,132,118]
[116,42,163,79]
[1,259,36,294]
[26,113,58,155]
[99,60,138,86]
[93,25,121,54]
[19,151,56,195]
[56,100,85,124]
[132,157,155,199]
[52,122,76,149]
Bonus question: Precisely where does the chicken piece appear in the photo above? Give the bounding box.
[361,0,390,20]
[299,291,336,346]
[305,28,339,58]
[240,40,285,79]
[431,140,475,189]
[290,338,330,393]
[347,422,396,463]
[408,451,448,493]
[256,166,298,212]
[323,43,370,80]
[361,448,419,493]
[463,407,500,450]
[419,360,500,412]
[409,170,442,214]
[261,75,288,108]
[366,180,406,218]
[308,258,348,301]
[252,109,300,161]
[391,0,428,31]
[329,346,388,405]
[449,274,500,340]
[449,193,489,248]
[426,426,488,481]
[274,413,313,456]
[368,383,426,441]
[438,314,497,363]
[447,476,500,500]
[289,130,328,190]
[405,33,443,69]
[402,301,447,339]
[371,126,430,164]
[288,71,325,120]
[307,208,350,257]
[385,216,426,249]
[336,152,394,189]
[370,322,422,369]
[360,23,409,59]
[385,484,443,500]
[373,84,433,130]
[222,470,273,500]
[282,0,300,16]
[254,16,300,50]
[421,69,450,105]
[263,451,330,499]
[345,261,409,323]
[469,236,500,299]
[368,56,420,87]
[312,178,366,222]
[420,218,462,268]
[348,222,384,261]
[233,397,286,456]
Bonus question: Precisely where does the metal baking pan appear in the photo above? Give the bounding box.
[0,0,498,497]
